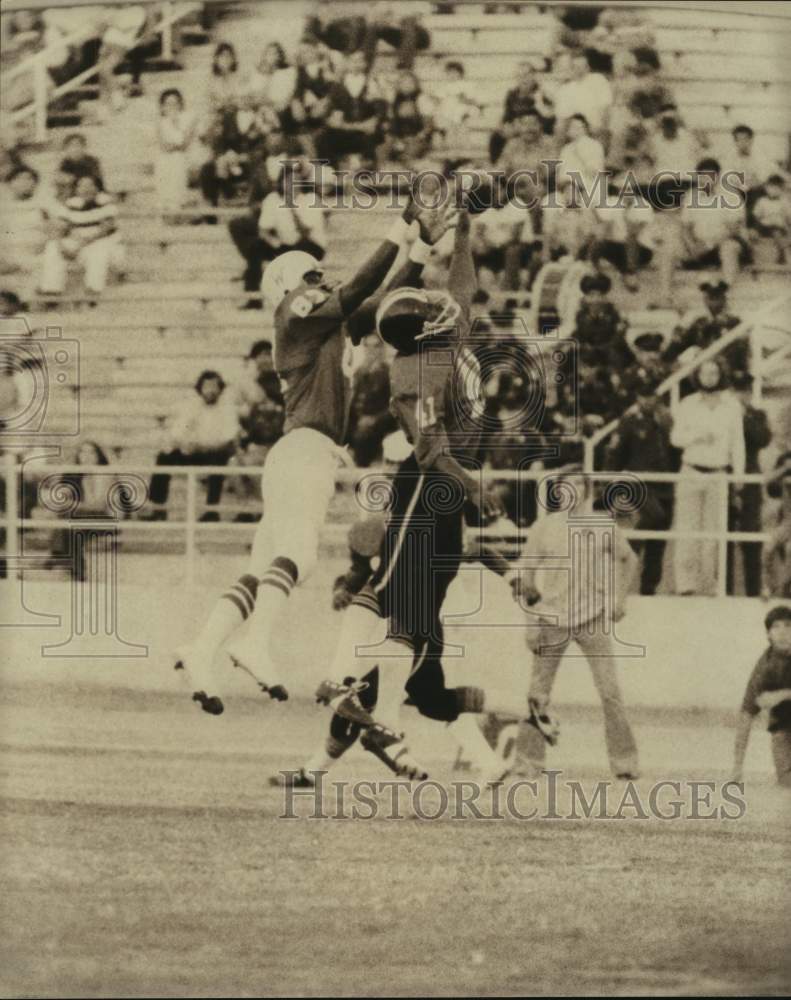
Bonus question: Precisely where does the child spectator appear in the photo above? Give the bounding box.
[155,88,196,216]
[40,174,125,299]
[378,70,434,165]
[56,133,104,200]
[752,175,791,265]
[731,605,791,787]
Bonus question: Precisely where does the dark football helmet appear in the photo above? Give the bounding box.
[375,287,462,354]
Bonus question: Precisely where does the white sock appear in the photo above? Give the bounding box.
[372,638,413,732]
[328,601,384,681]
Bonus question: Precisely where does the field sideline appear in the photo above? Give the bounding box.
[2,677,790,998]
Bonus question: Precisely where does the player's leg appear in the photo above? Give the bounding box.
[512,625,567,773]
[227,429,339,685]
[578,620,640,779]
[770,731,791,788]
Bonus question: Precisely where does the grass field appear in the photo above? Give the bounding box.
[2,677,790,998]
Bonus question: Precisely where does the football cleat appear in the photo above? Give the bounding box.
[525,698,560,746]
[361,726,428,781]
[174,649,224,716]
[228,653,289,701]
[268,768,316,788]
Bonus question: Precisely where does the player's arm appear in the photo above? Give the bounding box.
[447,209,476,328]
[338,199,457,321]
[732,658,765,781]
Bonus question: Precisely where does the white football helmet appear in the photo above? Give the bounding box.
[260,251,324,308]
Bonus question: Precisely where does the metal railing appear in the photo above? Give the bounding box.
[583,291,791,471]
[0,457,774,596]
[2,1,201,141]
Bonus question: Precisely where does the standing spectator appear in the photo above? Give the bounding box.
[489,60,554,163]
[751,174,791,265]
[155,88,196,216]
[556,113,605,197]
[653,160,749,307]
[553,50,612,138]
[39,175,125,300]
[606,368,675,595]
[149,371,239,520]
[727,373,771,597]
[664,280,748,387]
[56,133,104,200]
[319,50,386,168]
[670,359,746,596]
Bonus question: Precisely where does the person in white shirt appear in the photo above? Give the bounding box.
[148,371,240,520]
[553,51,612,137]
[429,60,482,138]
[670,358,746,595]
[508,467,640,779]
[556,113,605,199]
[470,190,535,291]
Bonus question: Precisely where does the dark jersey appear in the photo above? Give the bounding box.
[741,646,791,731]
[273,285,355,444]
[389,337,485,472]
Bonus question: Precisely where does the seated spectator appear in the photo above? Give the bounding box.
[499,112,557,240]
[751,174,791,265]
[149,371,239,520]
[429,60,482,142]
[553,50,612,138]
[242,159,327,308]
[716,124,784,220]
[56,133,104,201]
[591,186,655,291]
[670,358,745,596]
[348,334,396,467]
[198,100,269,213]
[586,7,657,74]
[540,185,598,264]
[39,174,124,300]
[646,105,701,203]
[242,42,298,125]
[607,52,673,174]
[572,273,631,370]
[489,59,554,163]
[319,50,386,168]
[653,159,750,307]
[155,88,196,216]
[0,166,47,295]
[206,42,242,121]
[48,440,115,582]
[470,191,536,292]
[378,70,434,166]
[664,279,749,385]
[232,338,283,424]
[0,290,23,317]
[367,2,431,70]
[556,113,604,198]
[286,41,337,159]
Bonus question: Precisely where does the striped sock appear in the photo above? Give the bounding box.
[260,556,298,598]
[192,574,260,664]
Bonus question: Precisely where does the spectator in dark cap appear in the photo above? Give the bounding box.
[56,133,104,200]
[727,371,771,597]
[664,280,748,392]
[606,367,675,594]
[573,272,631,371]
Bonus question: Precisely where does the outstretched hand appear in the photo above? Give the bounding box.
[402,192,459,246]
